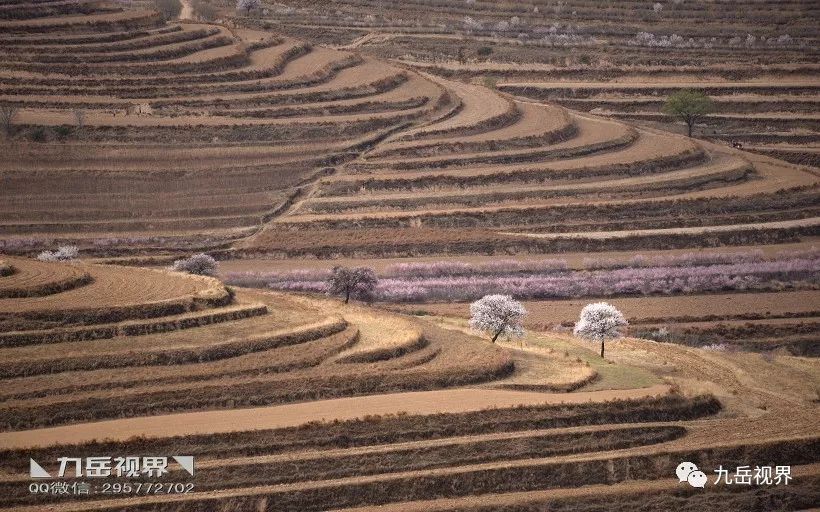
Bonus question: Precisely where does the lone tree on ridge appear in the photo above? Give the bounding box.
[663,89,715,137]
[573,302,628,359]
[469,294,526,343]
[327,266,378,304]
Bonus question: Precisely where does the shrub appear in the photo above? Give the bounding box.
[36,245,79,262]
[476,46,494,57]
[702,342,730,352]
[53,125,73,141]
[28,126,48,142]
[469,294,526,343]
[385,259,568,278]
[172,253,218,276]
[642,327,672,342]
[582,250,767,270]
[259,253,820,303]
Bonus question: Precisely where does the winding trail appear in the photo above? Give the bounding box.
[0,385,669,449]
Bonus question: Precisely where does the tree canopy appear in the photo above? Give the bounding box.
[327,266,378,304]
[573,302,628,358]
[469,294,526,343]
[662,89,715,137]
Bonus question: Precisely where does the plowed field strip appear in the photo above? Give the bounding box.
[0,385,670,449]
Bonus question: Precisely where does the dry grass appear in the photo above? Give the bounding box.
[1,2,819,510]
[0,259,512,430]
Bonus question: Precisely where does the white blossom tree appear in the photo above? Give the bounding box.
[469,294,526,343]
[327,266,377,304]
[236,0,260,13]
[173,253,218,276]
[573,302,628,358]
[36,245,79,262]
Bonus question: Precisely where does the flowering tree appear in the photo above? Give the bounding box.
[327,266,377,304]
[257,250,819,303]
[469,294,526,343]
[36,245,79,262]
[173,253,218,276]
[573,302,628,358]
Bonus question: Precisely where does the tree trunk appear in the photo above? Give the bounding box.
[491,329,502,343]
[344,289,350,304]
[687,120,693,137]
[600,339,605,359]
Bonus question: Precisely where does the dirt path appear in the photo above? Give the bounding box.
[0,385,669,449]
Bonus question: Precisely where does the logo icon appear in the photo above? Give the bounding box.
[30,459,51,479]
[676,461,706,488]
[687,470,708,488]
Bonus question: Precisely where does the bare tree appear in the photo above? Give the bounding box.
[327,266,377,304]
[469,294,526,343]
[73,109,85,134]
[236,0,260,13]
[192,0,218,21]
[153,0,182,20]
[0,103,18,138]
[573,302,628,358]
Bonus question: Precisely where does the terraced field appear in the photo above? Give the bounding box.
[228,0,820,259]
[251,0,819,166]
[0,256,514,431]
[248,97,818,258]
[0,257,818,511]
[1,1,819,510]
[0,0,454,255]
[1,0,817,259]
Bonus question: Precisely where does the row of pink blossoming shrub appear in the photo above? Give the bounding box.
[222,249,819,303]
